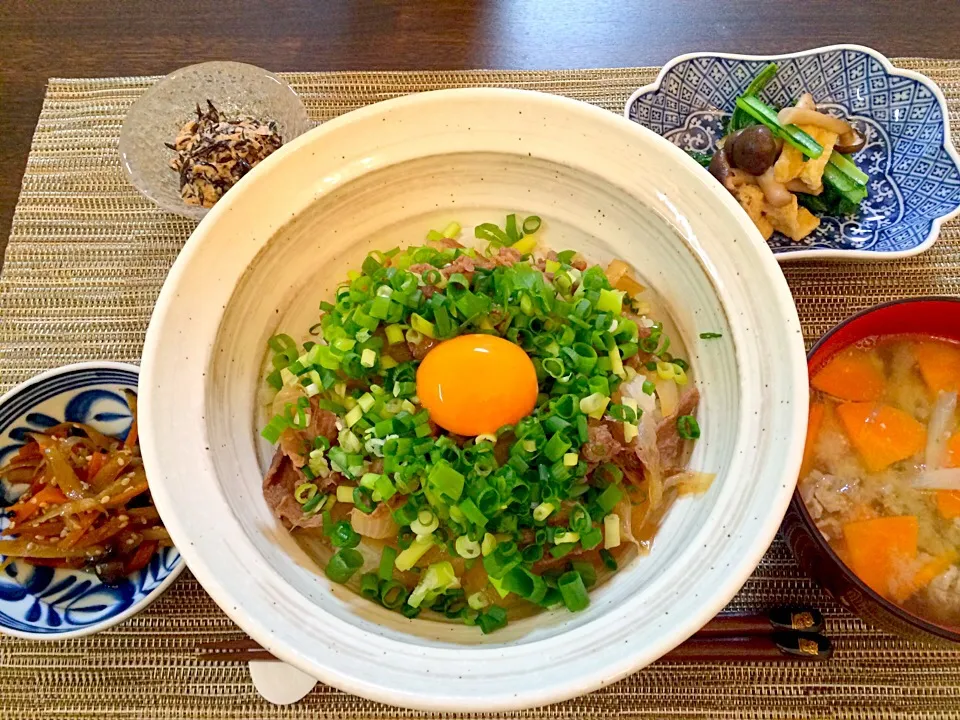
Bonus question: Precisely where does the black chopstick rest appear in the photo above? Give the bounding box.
[767,607,825,634]
[773,631,833,661]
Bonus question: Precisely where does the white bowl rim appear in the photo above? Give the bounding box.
[0,360,185,640]
[624,43,960,263]
[140,87,808,711]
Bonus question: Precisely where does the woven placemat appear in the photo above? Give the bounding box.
[1,60,960,720]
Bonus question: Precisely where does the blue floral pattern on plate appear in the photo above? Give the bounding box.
[625,45,960,260]
[0,363,183,638]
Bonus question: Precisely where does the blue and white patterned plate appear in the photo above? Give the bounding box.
[625,45,960,260]
[0,362,183,638]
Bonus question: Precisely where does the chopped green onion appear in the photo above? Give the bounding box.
[533,502,555,522]
[353,486,376,513]
[563,452,579,467]
[699,332,723,339]
[502,566,547,604]
[603,514,621,549]
[294,482,318,504]
[677,415,701,440]
[330,521,361,549]
[360,348,377,367]
[457,498,488,526]
[411,508,439,536]
[380,580,408,609]
[600,548,618,571]
[553,531,580,545]
[455,535,482,559]
[410,313,436,339]
[571,560,597,589]
[378,547,397,581]
[345,404,363,427]
[395,536,434,572]
[558,571,589,612]
[441,221,462,239]
[336,485,356,503]
[360,572,380,601]
[579,526,603,550]
[481,532,498,556]
[467,591,489,610]
[595,484,623,514]
[408,560,459,608]
[522,215,541,234]
[428,462,465,502]
[579,392,610,419]
[477,606,508,634]
[325,548,363,584]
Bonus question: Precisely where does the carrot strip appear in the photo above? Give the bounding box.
[7,485,68,525]
[88,452,134,491]
[124,418,138,451]
[800,402,825,479]
[84,452,105,483]
[123,540,158,574]
[836,403,927,472]
[811,348,885,402]
[73,516,130,550]
[842,516,918,599]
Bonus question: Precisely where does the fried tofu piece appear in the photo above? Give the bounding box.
[765,193,820,242]
[736,185,774,240]
[798,124,838,189]
[774,143,805,183]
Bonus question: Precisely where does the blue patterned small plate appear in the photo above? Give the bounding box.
[0,362,183,639]
[625,44,960,260]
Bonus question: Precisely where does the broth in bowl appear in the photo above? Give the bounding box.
[801,334,960,627]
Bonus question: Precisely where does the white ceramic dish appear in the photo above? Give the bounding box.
[139,88,807,711]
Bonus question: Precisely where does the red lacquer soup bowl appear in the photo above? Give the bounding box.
[783,297,960,645]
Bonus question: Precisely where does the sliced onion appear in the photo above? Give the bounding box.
[633,413,663,506]
[655,377,679,417]
[664,470,717,496]
[777,106,852,136]
[350,503,398,539]
[926,391,957,469]
[913,469,960,490]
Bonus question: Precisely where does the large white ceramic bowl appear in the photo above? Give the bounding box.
[140,88,807,711]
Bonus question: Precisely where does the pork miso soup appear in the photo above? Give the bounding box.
[801,334,960,626]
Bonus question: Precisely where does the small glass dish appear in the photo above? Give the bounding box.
[119,61,313,220]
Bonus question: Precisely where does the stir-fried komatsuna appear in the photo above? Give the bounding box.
[261,216,712,633]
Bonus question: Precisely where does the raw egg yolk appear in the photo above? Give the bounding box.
[416,334,538,436]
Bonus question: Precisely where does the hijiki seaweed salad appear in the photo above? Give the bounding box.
[260,215,714,633]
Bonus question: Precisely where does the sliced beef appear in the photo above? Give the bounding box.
[656,387,700,473]
[276,400,339,468]
[492,247,522,266]
[262,451,325,530]
[262,400,342,530]
[408,336,440,360]
[582,422,624,464]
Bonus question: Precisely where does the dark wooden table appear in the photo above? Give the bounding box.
[2,0,959,252]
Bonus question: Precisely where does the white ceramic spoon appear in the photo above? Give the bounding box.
[248,661,318,705]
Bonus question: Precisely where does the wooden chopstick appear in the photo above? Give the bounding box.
[196,607,830,665]
[695,607,825,637]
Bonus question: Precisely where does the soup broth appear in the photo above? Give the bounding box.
[801,334,960,627]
